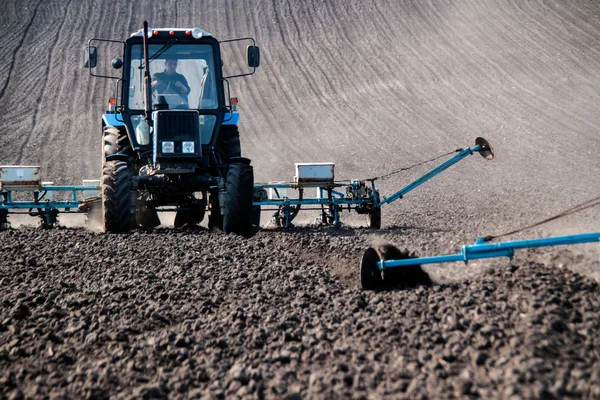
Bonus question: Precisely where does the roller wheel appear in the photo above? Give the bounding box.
[101,160,133,233]
[360,247,383,290]
[368,207,381,229]
[223,160,254,237]
[376,243,432,288]
[362,244,432,290]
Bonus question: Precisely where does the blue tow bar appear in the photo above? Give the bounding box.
[377,137,494,207]
[360,231,600,290]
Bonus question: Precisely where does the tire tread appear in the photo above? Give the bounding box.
[102,160,132,233]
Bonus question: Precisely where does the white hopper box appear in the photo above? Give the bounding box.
[294,163,335,188]
[0,166,41,191]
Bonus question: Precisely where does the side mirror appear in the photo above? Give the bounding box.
[111,58,123,69]
[246,45,260,68]
[83,46,97,68]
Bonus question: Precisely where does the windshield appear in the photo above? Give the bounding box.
[128,43,218,110]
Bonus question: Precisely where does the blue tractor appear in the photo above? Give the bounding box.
[84,22,260,235]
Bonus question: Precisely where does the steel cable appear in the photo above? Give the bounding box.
[484,195,600,242]
[368,149,462,182]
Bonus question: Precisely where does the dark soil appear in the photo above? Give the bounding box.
[1,227,599,399]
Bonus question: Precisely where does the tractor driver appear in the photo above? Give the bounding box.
[151,58,191,108]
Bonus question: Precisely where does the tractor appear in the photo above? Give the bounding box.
[84,22,260,236]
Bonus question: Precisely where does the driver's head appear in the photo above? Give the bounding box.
[164,59,178,75]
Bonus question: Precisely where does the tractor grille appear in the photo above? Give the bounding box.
[155,110,199,141]
[152,110,201,161]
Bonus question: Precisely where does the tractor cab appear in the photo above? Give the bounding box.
[84,26,260,164]
[83,23,261,235]
[124,29,223,155]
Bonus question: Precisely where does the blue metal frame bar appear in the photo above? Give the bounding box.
[379,232,600,270]
[256,182,344,190]
[0,186,99,213]
[0,202,83,210]
[377,145,481,206]
[252,198,371,207]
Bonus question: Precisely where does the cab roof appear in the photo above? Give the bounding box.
[130,28,213,38]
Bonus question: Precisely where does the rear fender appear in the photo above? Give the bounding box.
[105,153,129,162]
[102,113,126,127]
[229,156,251,165]
[222,111,240,126]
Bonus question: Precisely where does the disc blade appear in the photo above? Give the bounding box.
[475,137,494,160]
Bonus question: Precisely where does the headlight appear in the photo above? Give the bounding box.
[191,28,204,39]
[182,141,195,154]
[162,141,174,153]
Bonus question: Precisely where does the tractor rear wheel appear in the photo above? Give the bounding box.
[223,160,254,237]
[103,126,132,160]
[217,126,242,159]
[216,126,242,179]
[101,160,133,233]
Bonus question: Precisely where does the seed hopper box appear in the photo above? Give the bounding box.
[0,166,41,191]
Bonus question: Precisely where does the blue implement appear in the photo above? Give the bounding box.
[379,232,600,269]
[0,184,100,228]
[253,138,494,228]
[359,231,600,290]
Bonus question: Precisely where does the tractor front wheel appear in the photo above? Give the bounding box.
[223,160,254,237]
[101,160,133,233]
[103,126,132,161]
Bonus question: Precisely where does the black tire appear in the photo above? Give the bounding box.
[208,190,223,231]
[376,244,432,289]
[0,209,9,230]
[101,161,133,233]
[217,125,242,159]
[368,207,381,229]
[361,248,383,290]
[216,126,242,179]
[103,126,132,160]
[223,161,254,236]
